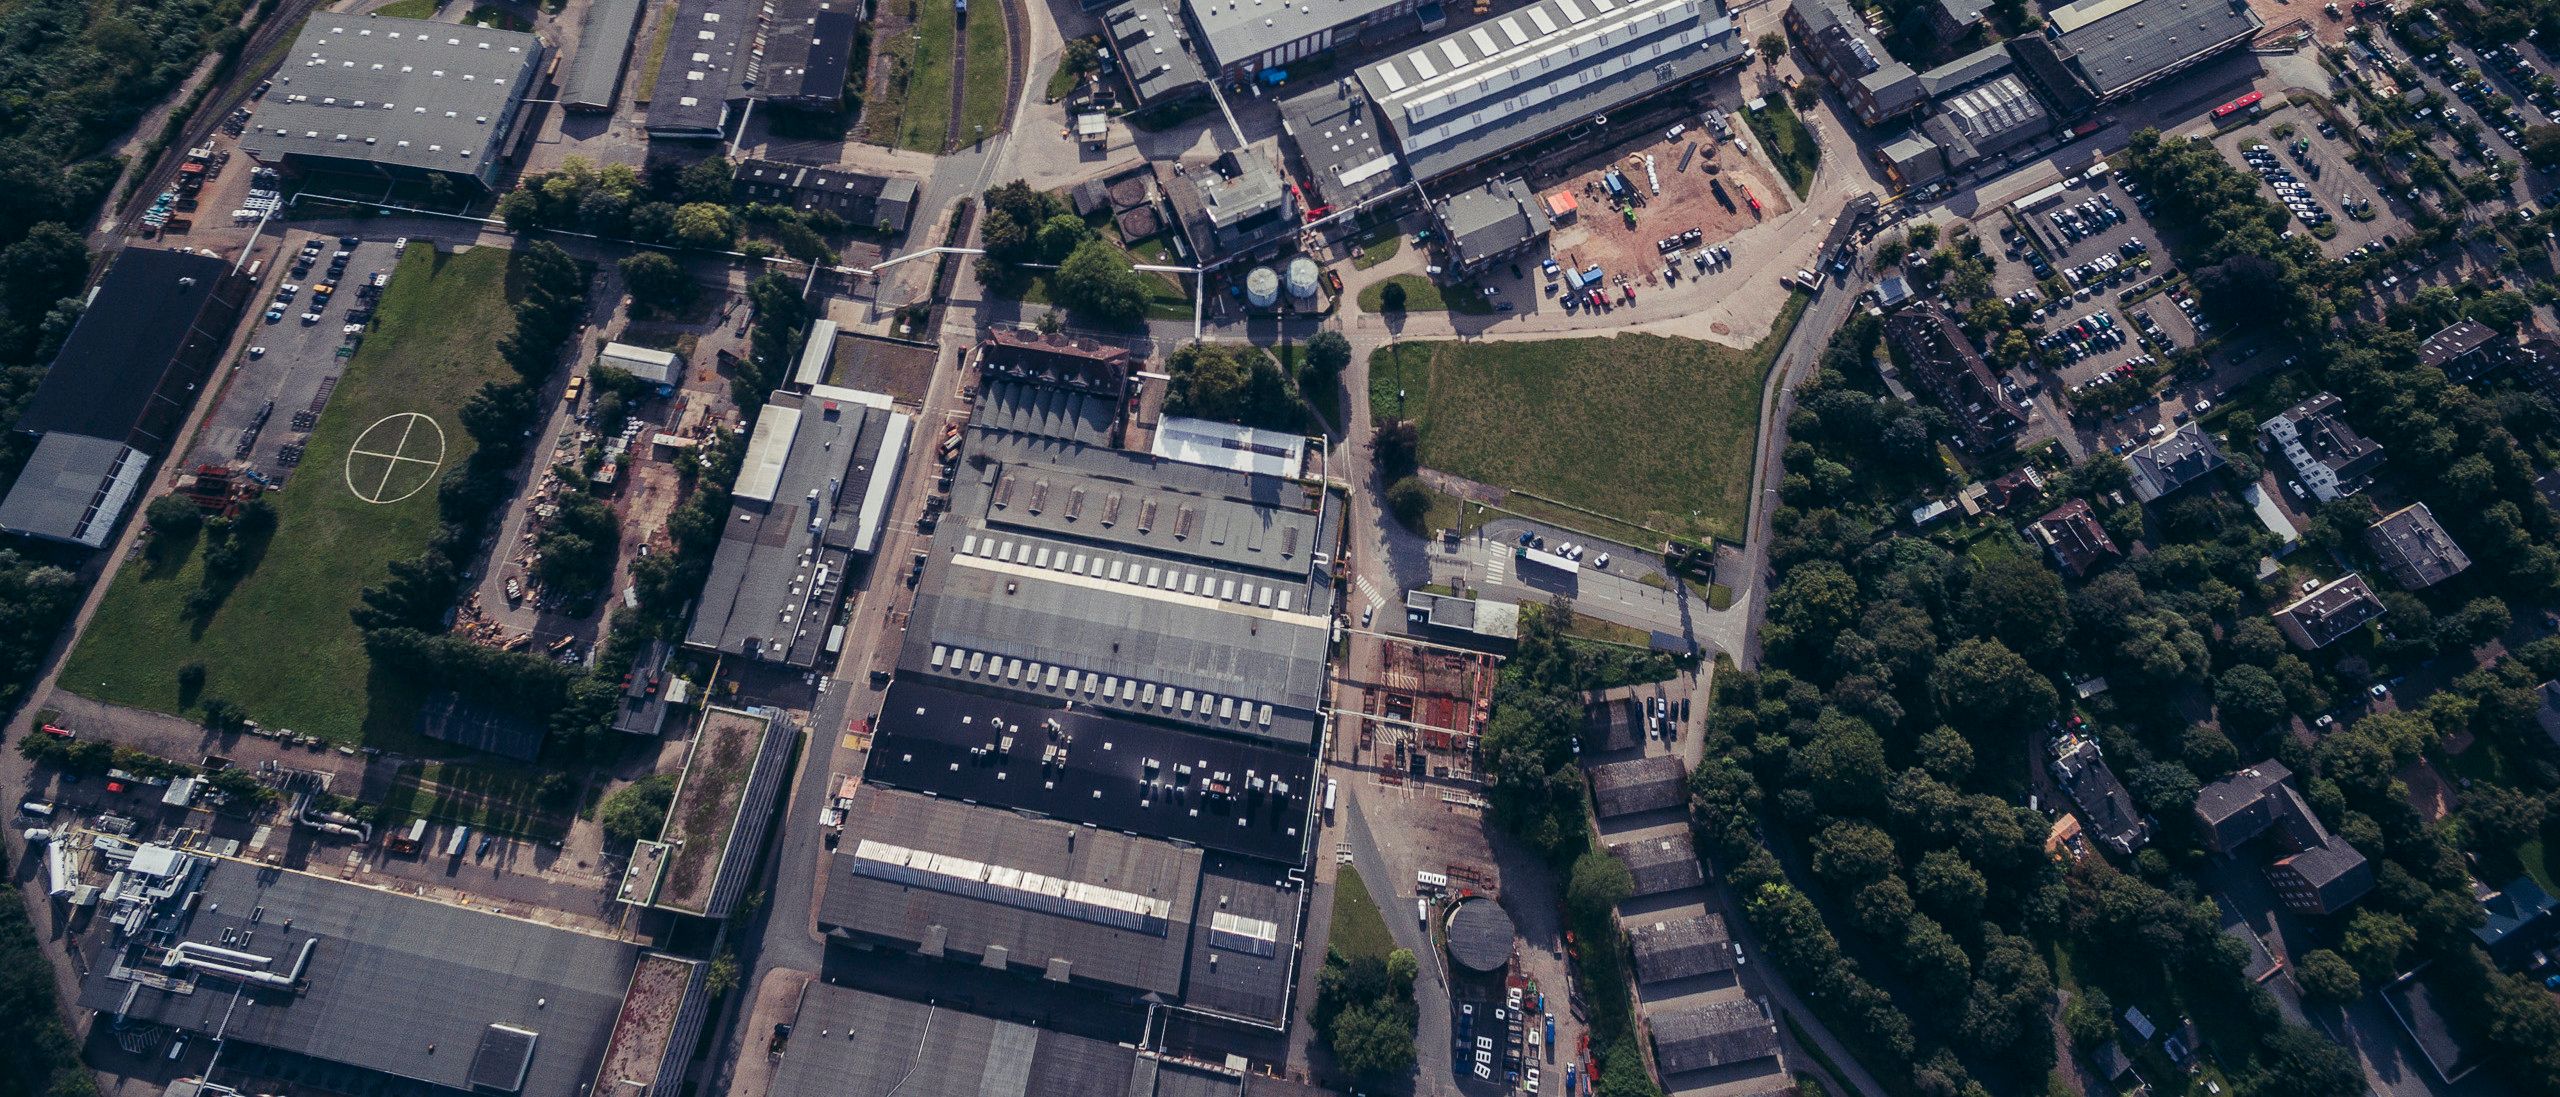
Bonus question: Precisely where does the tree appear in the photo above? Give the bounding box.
[1756,32,1787,67]
[1914,848,1987,921]
[1384,477,1430,529]
[706,952,741,996]
[1304,330,1352,380]
[1790,79,1822,112]
[2340,909,2416,982]
[2063,988,2115,1048]
[1567,848,1635,924]
[1373,418,1421,482]
[670,202,736,250]
[619,251,693,314]
[1933,638,2057,737]
[600,773,679,843]
[2523,123,2560,167]
[144,495,201,541]
[1050,238,1151,326]
[2295,949,2363,1003]
[2256,1026,2364,1097]
[1165,342,1299,428]
[2215,665,2290,733]
[1379,279,1408,312]
[1963,552,2067,654]
[2457,785,2546,853]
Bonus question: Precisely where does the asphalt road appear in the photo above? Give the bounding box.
[1341,790,1460,1097]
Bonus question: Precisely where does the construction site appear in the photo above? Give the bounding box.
[1331,629,1500,786]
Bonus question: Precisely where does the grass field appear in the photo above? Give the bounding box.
[1329,866,1396,963]
[897,0,960,151]
[61,245,522,748]
[1747,101,1821,198]
[1366,293,1806,544]
[1357,274,1493,314]
[371,0,441,17]
[1350,230,1402,270]
[958,5,1011,144]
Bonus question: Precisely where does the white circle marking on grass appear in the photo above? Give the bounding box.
[344,412,449,504]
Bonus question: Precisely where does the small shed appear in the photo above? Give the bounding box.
[599,342,683,388]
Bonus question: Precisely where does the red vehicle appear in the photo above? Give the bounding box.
[39,724,72,739]
[1588,288,1607,310]
[2212,91,2264,120]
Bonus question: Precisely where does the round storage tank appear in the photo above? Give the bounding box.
[1444,897,1516,976]
[1245,266,1281,308]
[1286,256,1321,299]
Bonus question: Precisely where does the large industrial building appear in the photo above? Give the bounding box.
[77,852,705,1097]
[559,0,647,110]
[761,0,861,111]
[818,334,1336,1033]
[1,248,250,548]
[239,17,548,192]
[770,983,1266,1097]
[684,385,913,667]
[1784,0,1923,126]
[1350,0,1749,183]
[645,0,756,139]
[2007,0,2263,117]
[1184,0,1421,79]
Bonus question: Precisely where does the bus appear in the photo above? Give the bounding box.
[1322,778,1339,823]
[2211,91,2264,120]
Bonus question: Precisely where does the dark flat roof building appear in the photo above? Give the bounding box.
[240,17,547,191]
[762,1,859,110]
[1164,150,1297,267]
[645,0,754,139]
[768,983,1249,1097]
[2416,317,2503,380]
[2384,968,2488,1084]
[2272,573,2384,651]
[15,248,248,450]
[1359,0,1747,182]
[862,678,1315,863]
[685,386,912,668]
[2366,503,2469,590]
[1650,998,1780,1075]
[2194,760,2291,853]
[2193,760,2371,914]
[1884,306,2025,452]
[1104,0,1211,105]
[1628,914,1733,984]
[733,159,919,235]
[1277,79,1404,210]
[1588,755,1687,818]
[1433,177,1552,276]
[79,857,645,1096]
[818,788,1305,1028]
[1610,832,1705,897]
[560,0,648,110]
[1444,897,1517,975]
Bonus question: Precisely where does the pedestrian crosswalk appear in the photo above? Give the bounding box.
[1353,574,1385,615]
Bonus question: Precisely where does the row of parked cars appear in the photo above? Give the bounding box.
[2040,309,2127,364]
[2047,192,2126,246]
[2244,143,2335,228]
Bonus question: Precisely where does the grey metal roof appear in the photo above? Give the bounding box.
[2367,503,2468,590]
[1588,755,1686,818]
[1650,997,1779,1074]
[1628,914,1732,983]
[1609,832,1704,896]
[1916,42,2013,95]
[977,378,1121,446]
[769,983,1248,1097]
[0,432,142,546]
[1184,0,1405,72]
[79,861,638,1096]
[2045,0,2262,98]
[2125,422,2224,500]
[560,0,647,109]
[1444,897,1516,973]
[862,678,1317,863]
[646,0,755,137]
[818,788,1205,1002]
[686,389,911,667]
[1434,178,1550,272]
[1165,152,1296,265]
[1278,79,1405,209]
[2418,318,2499,368]
[2194,760,2290,828]
[2273,573,2385,649]
[1182,853,1306,1024]
[1924,73,2047,166]
[240,17,545,183]
[1360,0,1747,182]
[1105,0,1211,104]
[19,247,238,444]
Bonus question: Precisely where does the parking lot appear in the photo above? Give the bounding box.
[1988,176,2199,391]
[186,233,407,483]
[2212,113,2411,259]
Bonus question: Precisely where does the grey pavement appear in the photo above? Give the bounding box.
[1340,789,1459,1097]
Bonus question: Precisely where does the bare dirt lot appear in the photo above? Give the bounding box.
[827,331,941,402]
[1547,137,1796,286]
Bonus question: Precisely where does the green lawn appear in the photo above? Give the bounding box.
[1357,273,1493,314]
[897,0,961,151]
[1046,58,1083,101]
[1351,230,1402,270]
[61,245,523,748]
[1365,293,1807,544]
[1329,865,1397,963]
[1747,101,1821,199]
[958,4,1011,144]
[371,0,441,17]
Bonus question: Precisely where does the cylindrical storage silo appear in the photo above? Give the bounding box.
[1245,266,1281,308]
[1286,256,1321,299]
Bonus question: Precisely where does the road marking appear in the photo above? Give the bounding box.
[1354,574,1385,614]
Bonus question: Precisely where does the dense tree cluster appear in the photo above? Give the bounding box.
[532,494,622,611]
[599,772,679,843]
[1165,342,1311,431]
[2123,130,2342,338]
[1313,947,1421,1080]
